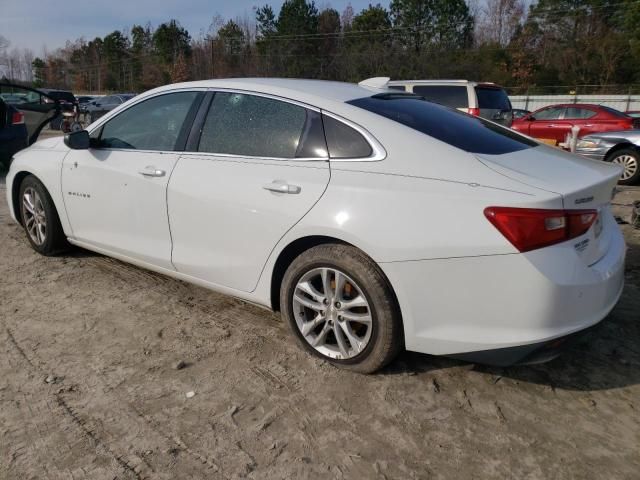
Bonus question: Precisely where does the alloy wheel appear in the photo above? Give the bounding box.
[292,267,373,360]
[612,154,638,181]
[22,187,47,245]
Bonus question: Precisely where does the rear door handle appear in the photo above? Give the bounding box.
[263,180,301,194]
[139,166,166,177]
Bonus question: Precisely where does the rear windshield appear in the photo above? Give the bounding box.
[600,106,629,118]
[347,95,537,155]
[411,85,468,109]
[475,87,511,110]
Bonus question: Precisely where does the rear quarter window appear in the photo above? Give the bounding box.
[411,85,468,109]
[347,95,537,155]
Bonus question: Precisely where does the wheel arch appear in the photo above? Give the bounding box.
[604,142,638,161]
[11,170,36,225]
[269,236,404,339]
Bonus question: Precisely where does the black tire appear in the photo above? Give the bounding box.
[18,175,70,255]
[280,244,403,374]
[608,148,640,185]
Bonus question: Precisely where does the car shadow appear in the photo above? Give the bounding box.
[381,299,640,392]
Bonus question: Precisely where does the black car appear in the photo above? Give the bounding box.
[87,94,136,122]
[0,83,60,168]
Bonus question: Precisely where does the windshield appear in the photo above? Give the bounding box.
[347,95,536,155]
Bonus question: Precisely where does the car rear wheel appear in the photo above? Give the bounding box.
[609,148,640,185]
[19,175,69,255]
[280,244,403,374]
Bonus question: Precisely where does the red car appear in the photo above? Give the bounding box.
[512,104,639,145]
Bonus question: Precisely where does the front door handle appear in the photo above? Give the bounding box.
[139,166,166,177]
[263,180,301,194]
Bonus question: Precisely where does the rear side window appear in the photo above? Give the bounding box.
[475,87,511,110]
[388,85,406,91]
[348,95,537,155]
[565,107,596,119]
[412,85,468,109]
[322,114,372,159]
[199,92,315,158]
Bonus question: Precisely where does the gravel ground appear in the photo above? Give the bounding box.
[0,169,639,479]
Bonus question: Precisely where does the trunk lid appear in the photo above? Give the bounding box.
[476,144,622,265]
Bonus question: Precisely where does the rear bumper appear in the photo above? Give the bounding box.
[379,212,626,363]
[448,323,599,366]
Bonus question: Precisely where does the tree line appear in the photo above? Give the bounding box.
[2,0,640,95]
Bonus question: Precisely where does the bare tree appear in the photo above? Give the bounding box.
[475,0,526,46]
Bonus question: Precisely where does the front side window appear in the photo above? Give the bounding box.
[98,91,198,151]
[348,94,537,155]
[412,85,469,109]
[534,107,565,120]
[198,92,323,159]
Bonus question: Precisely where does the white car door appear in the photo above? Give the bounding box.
[62,90,203,269]
[168,91,330,292]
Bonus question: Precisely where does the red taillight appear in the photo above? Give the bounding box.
[11,111,24,125]
[484,207,598,252]
[468,107,480,116]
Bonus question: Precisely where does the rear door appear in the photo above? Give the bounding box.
[168,91,330,292]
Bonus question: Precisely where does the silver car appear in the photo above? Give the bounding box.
[576,130,640,185]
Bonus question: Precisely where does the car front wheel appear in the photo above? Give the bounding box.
[609,148,640,185]
[19,175,69,255]
[280,244,403,373]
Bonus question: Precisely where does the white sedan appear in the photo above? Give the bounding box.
[6,78,626,373]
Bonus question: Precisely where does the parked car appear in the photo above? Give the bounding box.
[6,78,625,372]
[39,88,78,130]
[575,130,640,185]
[387,79,514,127]
[512,104,640,145]
[512,108,531,119]
[87,94,135,122]
[0,83,60,168]
[76,95,97,113]
[625,111,640,118]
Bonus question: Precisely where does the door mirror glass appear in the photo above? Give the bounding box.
[527,115,535,121]
[64,130,90,149]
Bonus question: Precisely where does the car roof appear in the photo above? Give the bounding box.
[145,78,389,106]
[536,103,608,109]
[387,79,503,87]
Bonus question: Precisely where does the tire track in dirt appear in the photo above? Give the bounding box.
[1,324,214,480]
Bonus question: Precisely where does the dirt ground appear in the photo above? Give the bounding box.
[0,167,639,480]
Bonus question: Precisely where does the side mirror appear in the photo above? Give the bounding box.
[527,115,536,121]
[64,130,90,150]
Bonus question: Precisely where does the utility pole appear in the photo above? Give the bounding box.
[210,38,215,79]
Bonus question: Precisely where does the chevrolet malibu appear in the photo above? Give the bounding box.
[6,78,626,373]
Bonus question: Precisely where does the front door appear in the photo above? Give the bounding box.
[62,90,202,269]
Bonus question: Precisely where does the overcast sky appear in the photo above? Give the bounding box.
[0,0,374,55]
